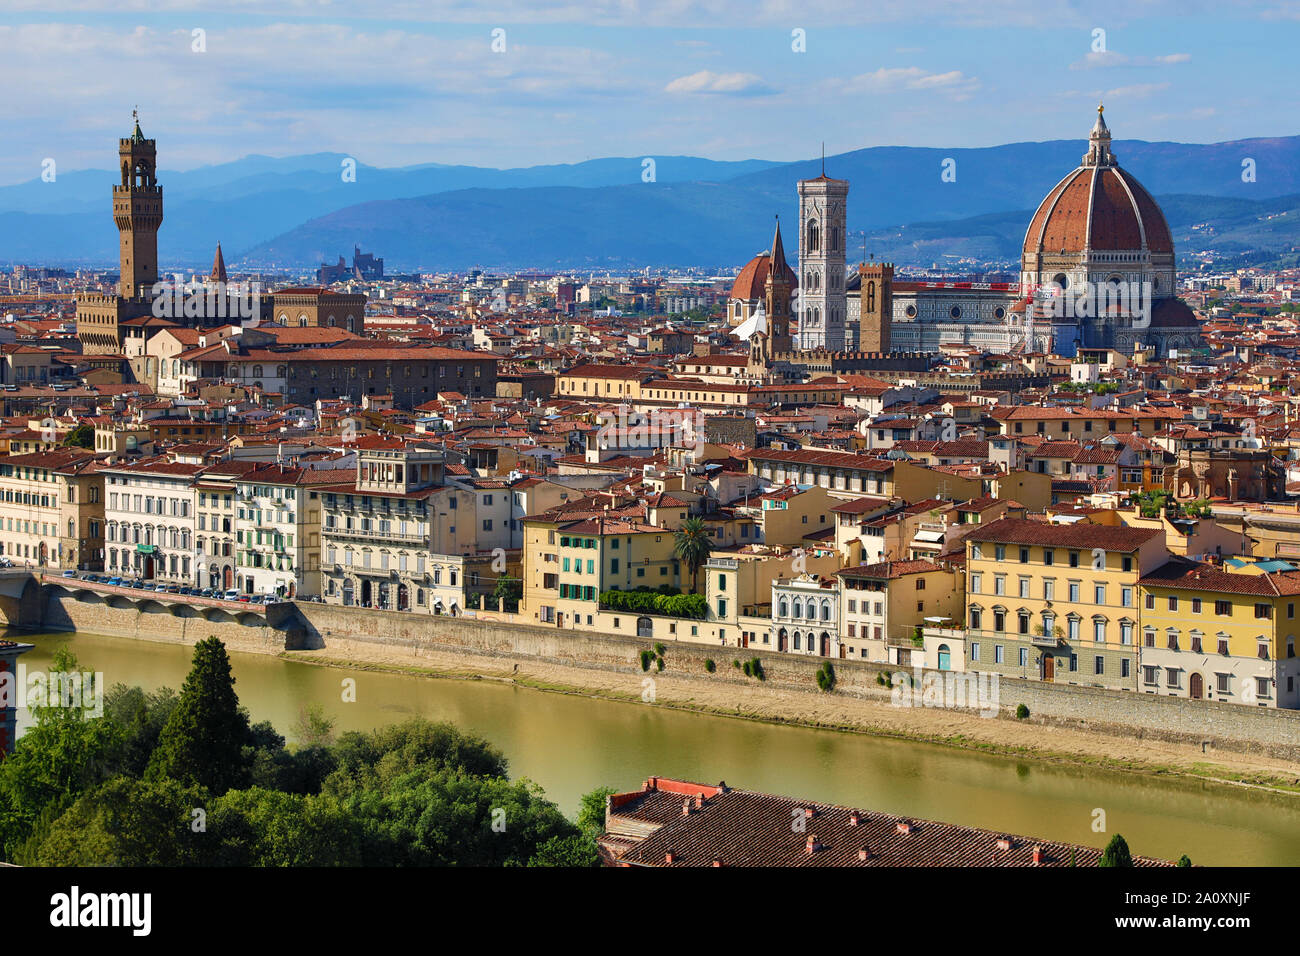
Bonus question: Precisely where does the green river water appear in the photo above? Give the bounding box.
[12,629,1300,865]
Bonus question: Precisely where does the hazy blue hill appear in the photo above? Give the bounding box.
[4,136,1300,269]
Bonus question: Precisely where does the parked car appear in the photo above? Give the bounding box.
[129,580,145,589]
[105,576,122,586]
[237,595,252,603]
[165,585,181,594]
[153,584,168,592]
[61,569,76,577]
[223,589,240,602]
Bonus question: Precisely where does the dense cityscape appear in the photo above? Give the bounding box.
[0,2,1295,938]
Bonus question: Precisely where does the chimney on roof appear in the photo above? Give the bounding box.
[805,835,821,854]
[849,811,860,826]
[681,798,692,817]
[858,847,871,861]
[996,837,1011,851]
[711,858,723,867]
[896,821,913,835]
[694,793,705,809]
[1032,845,1044,865]
[665,851,676,864]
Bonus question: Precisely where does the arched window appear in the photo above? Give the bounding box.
[821,600,831,621]
[807,219,820,253]
[867,281,875,313]
[792,599,803,619]
[252,365,263,377]
[778,598,788,617]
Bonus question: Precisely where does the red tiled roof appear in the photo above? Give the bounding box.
[964,517,1160,552]
[603,777,1170,867]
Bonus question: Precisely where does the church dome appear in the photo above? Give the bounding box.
[1022,106,1173,259]
[731,251,796,301]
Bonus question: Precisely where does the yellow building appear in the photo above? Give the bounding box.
[837,559,965,666]
[520,512,682,630]
[963,517,1167,690]
[0,449,102,569]
[1137,557,1300,708]
[555,364,652,399]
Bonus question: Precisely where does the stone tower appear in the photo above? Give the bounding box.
[796,172,849,351]
[857,261,894,352]
[746,218,795,372]
[764,218,793,355]
[114,112,163,300]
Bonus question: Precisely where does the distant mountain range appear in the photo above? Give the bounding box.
[3,136,1300,271]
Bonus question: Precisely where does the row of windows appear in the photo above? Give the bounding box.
[108,493,190,518]
[1141,667,1274,698]
[972,574,1133,606]
[972,544,1134,571]
[1145,593,1278,618]
[107,549,191,577]
[105,523,192,549]
[776,598,834,621]
[969,607,1134,644]
[970,642,1131,679]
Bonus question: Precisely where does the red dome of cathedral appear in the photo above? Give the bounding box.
[1022,106,1173,259]
[731,251,796,300]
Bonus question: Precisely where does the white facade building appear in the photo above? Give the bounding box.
[102,461,202,582]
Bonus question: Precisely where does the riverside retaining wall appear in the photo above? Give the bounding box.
[25,589,1300,764]
[40,588,293,654]
[292,603,1300,763]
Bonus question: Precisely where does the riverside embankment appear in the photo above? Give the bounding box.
[18,577,1300,793]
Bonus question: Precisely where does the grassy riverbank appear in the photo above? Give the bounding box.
[284,639,1300,797]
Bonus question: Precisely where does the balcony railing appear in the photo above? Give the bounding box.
[324,525,428,545]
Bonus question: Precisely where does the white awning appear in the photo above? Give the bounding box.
[913,530,945,543]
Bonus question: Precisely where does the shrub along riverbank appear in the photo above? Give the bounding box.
[0,637,606,866]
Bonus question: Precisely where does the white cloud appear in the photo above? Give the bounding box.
[1070,51,1191,70]
[664,71,773,96]
[835,67,980,100]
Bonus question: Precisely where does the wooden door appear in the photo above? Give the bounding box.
[1042,655,1055,682]
[1190,672,1203,699]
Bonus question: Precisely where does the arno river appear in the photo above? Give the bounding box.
[14,630,1300,865]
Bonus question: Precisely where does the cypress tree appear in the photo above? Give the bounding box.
[146,637,252,794]
[1099,833,1134,867]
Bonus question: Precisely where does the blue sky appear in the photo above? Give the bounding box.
[3,0,1299,184]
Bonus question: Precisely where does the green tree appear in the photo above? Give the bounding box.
[578,785,615,835]
[291,703,336,749]
[493,575,522,612]
[205,787,363,866]
[0,648,122,858]
[322,718,509,798]
[344,769,579,867]
[103,684,179,778]
[528,833,600,867]
[20,775,207,866]
[673,517,713,590]
[1100,833,1134,867]
[146,637,253,795]
[62,423,94,448]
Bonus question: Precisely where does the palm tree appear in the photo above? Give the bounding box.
[674,517,713,591]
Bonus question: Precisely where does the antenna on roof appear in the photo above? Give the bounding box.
[821,142,825,176]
